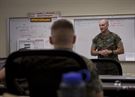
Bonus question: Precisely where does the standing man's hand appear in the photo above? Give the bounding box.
[98,49,112,56]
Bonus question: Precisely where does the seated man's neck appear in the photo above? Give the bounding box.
[54,47,73,51]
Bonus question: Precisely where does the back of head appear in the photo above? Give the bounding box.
[51,19,74,32]
[50,19,76,49]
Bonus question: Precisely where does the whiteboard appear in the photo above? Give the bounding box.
[9,15,135,61]
[9,17,57,53]
[74,16,135,61]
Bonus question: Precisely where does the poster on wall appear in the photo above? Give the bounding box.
[17,38,47,50]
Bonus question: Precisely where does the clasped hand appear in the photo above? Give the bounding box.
[98,49,112,56]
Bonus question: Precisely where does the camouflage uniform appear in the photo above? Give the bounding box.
[91,31,122,75]
[82,56,103,97]
[92,31,121,61]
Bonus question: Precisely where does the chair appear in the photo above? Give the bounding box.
[5,49,88,97]
[100,75,135,97]
[91,58,122,75]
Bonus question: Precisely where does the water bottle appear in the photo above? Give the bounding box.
[58,72,88,97]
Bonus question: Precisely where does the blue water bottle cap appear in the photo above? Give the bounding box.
[62,72,83,85]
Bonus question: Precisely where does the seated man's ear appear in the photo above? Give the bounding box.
[49,36,54,45]
[73,35,76,44]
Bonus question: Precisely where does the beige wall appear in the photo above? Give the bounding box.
[121,62,135,76]
[0,0,135,57]
[0,0,135,73]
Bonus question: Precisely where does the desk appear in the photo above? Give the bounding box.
[0,75,135,97]
[100,75,135,90]
[100,75,135,80]
[100,75,135,97]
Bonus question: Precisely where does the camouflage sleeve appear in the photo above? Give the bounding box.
[91,42,96,49]
[117,40,124,50]
[114,34,121,44]
[91,38,97,49]
[87,60,103,92]
[114,34,124,51]
[82,57,103,94]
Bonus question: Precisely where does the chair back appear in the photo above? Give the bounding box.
[5,49,88,97]
[91,58,122,75]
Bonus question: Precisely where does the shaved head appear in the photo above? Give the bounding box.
[99,19,109,33]
[50,19,76,49]
[99,19,109,26]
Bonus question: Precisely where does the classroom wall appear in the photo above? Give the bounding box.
[121,62,135,76]
[0,0,135,57]
[0,0,135,74]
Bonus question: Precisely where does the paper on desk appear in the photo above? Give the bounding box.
[125,52,135,61]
